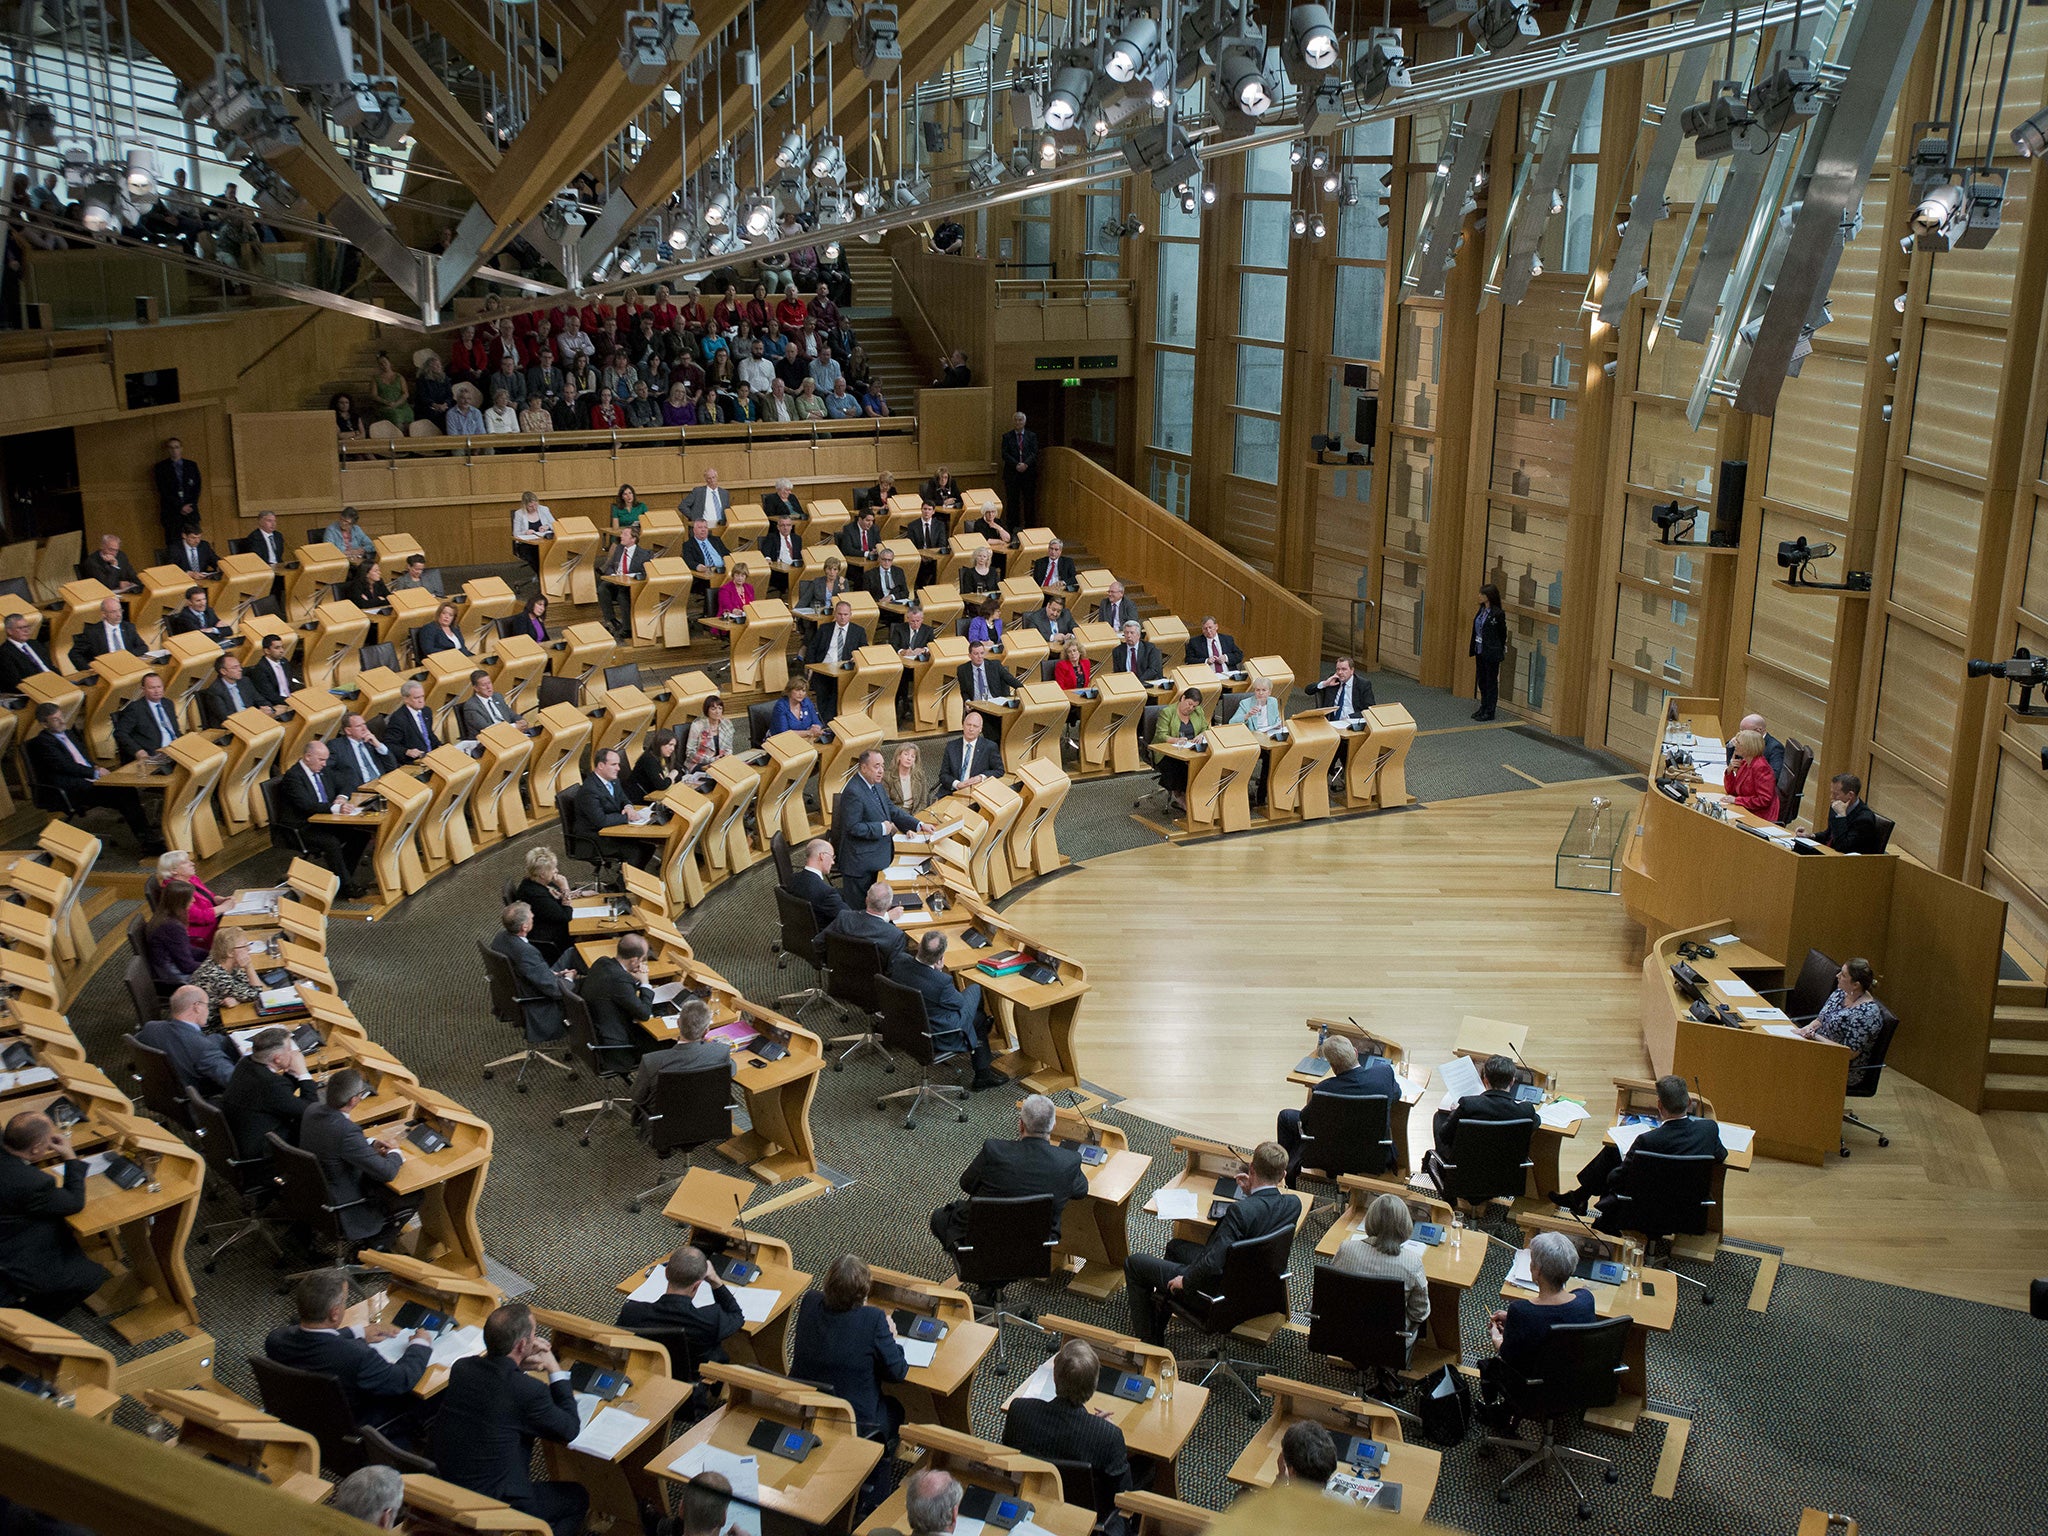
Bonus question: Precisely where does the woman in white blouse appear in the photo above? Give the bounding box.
[511,490,554,572]
[484,388,521,434]
[889,743,929,813]
[1332,1192,1431,1326]
[684,695,735,774]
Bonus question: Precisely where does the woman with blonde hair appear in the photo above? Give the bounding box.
[889,744,929,814]
[514,844,576,962]
[192,925,263,1017]
[1723,728,1781,821]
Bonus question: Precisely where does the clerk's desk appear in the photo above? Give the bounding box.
[856,1424,1096,1536]
[1228,1375,1441,1522]
[641,1166,814,1369]
[647,1362,881,1533]
[1644,922,1849,1166]
[1005,1315,1209,1497]
[0,1308,121,1421]
[1284,1021,1432,1176]
[861,1263,997,1432]
[1313,1176,1479,1373]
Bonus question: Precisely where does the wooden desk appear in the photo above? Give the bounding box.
[143,1387,326,1500]
[469,722,535,846]
[306,600,370,691]
[1284,1034,1431,1177]
[536,1308,689,1528]
[1008,759,1070,881]
[0,1309,120,1421]
[542,517,602,604]
[527,702,594,815]
[1504,1211,1678,1432]
[756,731,821,849]
[857,1424,1093,1536]
[1228,1376,1439,1523]
[1156,722,1260,835]
[1074,672,1146,775]
[1017,1316,1208,1497]
[1116,1491,1212,1536]
[637,558,695,647]
[1040,1106,1152,1299]
[1261,713,1340,822]
[359,1083,494,1277]
[1003,681,1070,772]
[696,756,761,887]
[591,684,656,766]
[725,599,794,694]
[1142,1136,1311,1259]
[647,1362,880,1532]
[356,1251,504,1399]
[715,1004,825,1183]
[215,707,286,834]
[1313,1176,1478,1369]
[916,892,1090,1095]
[863,1265,997,1433]
[651,1167,812,1369]
[1597,1074,1753,1253]
[68,1111,203,1342]
[400,1476,550,1534]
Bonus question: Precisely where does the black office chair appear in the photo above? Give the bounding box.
[260,778,316,862]
[357,1423,436,1475]
[20,753,86,819]
[1776,738,1814,826]
[184,1087,285,1270]
[628,1060,737,1212]
[871,972,969,1127]
[631,1325,701,1384]
[768,830,795,887]
[536,674,584,709]
[1046,1458,1113,1532]
[1163,1223,1298,1418]
[247,1355,369,1478]
[556,785,622,890]
[1294,1093,1395,1223]
[822,931,892,1070]
[122,955,165,1027]
[748,701,780,750]
[953,1193,1059,1371]
[1868,812,1896,853]
[121,1032,193,1129]
[1841,1005,1901,1155]
[1596,1149,1718,1301]
[1434,1116,1537,1223]
[264,1133,373,1278]
[1304,1265,1419,1422]
[355,641,399,674]
[1482,1316,1633,1517]
[604,663,643,690]
[476,938,576,1093]
[554,989,638,1145]
[770,885,839,1024]
[1756,947,1839,1022]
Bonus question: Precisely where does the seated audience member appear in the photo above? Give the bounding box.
[1109,619,1163,679]
[1122,1141,1297,1346]
[145,848,220,950]
[1331,1192,1430,1326]
[1424,1053,1537,1197]
[265,1268,431,1426]
[304,1068,420,1247]
[276,740,370,897]
[510,491,555,572]
[931,1094,1085,1255]
[1315,655,1372,720]
[1722,729,1781,820]
[248,632,303,709]
[457,670,520,737]
[115,672,185,760]
[0,1111,109,1320]
[631,998,731,1116]
[416,601,471,659]
[771,679,824,739]
[866,547,910,605]
[199,655,257,726]
[330,712,395,795]
[1030,538,1077,592]
[1023,594,1075,643]
[74,595,143,662]
[381,680,439,762]
[817,880,909,968]
[142,888,204,989]
[1477,1229,1596,1425]
[82,532,141,592]
[836,507,881,562]
[192,926,263,1018]
[1150,689,1208,808]
[1095,579,1138,631]
[325,506,376,565]
[222,1025,317,1152]
[631,727,684,801]
[138,983,233,1091]
[344,560,391,608]
[616,1245,744,1367]
[569,748,657,870]
[684,697,735,775]
[786,838,845,928]
[1233,676,1282,732]
[889,930,1004,1090]
[1558,1073,1724,1226]
[430,1303,588,1536]
[713,561,756,619]
[165,585,229,640]
[580,931,655,1050]
[169,524,219,577]
[25,702,162,851]
[0,612,59,692]
[1277,1420,1338,1486]
[1797,957,1888,1088]
[1001,1339,1134,1514]
[1053,635,1092,690]
[956,640,1017,708]
[505,594,550,643]
[935,711,1002,796]
[1274,1034,1400,1185]
[790,1255,908,1444]
[1812,772,1884,852]
[1185,615,1243,673]
[514,846,577,963]
[597,525,647,637]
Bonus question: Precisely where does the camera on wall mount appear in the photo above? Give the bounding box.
[1967,649,2048,723]
[1651,499,1700,545]
[1776,537,1869,591]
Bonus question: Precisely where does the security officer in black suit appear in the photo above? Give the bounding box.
[1557,1074,1725,1220]
[222,1028,319,1157]
[930,1093,1085,1254]
[264,1268,432,1426]
[787,838,847,928]
[580,932,655,1051]
[430,1304,587,1536]
[1813,772,1885,852]
[1425,1053,1539,1197]
[0,1111,108,1320]
[830,748,927,902]
[298,1070,417,1247]
[1275,1034,1401,1186]
[615,1245,744,1367]
[1001,1340,1134,1519]
[1123,1141,1299,1346]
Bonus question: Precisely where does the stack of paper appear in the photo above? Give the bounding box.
[570,1405,649,1457]
[571,904,612,920]
[1151,1187,1200,1221]
[0,1067,58,1093]
[1609,1121,1653,1157]
[1720,1124,1756,1153]
[429,1325,486,1368]
[257,987,301,1011]
[1435,1055,1483,1109]
[1712,977,1759,999]
[1737,1006,1790,1022]
[626,1266,669,1303]
[1537,1100,1588,1131]
[899,1337,940,1369]
[221,888,284,917]
[1758,1023,1805,1039]
[1505,1249,1536,1292]
[368,1333,419,1364]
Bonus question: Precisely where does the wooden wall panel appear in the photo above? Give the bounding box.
[1218,481,1279,577]
[1872,617,1965,782]
[1384,440,1434,557]
[1764,354,1864,519]
[1741,664,1829,764]
[1751,512,1843,688]
[1906,322,2006,477]
[1987,750,2048,916]
[1883,860,2003,1112]
[1826,218,1886,350]
[1604,668,1665,764]
[1377,556,1425,676]
[1488,394,1575,502]
[231,412,342,514]
[914,387,994,471]
[1497,304,1584,387]
[1926,166,2034,317]
[1310,464,1375,656]
[2019,493,2048,618]
[1864,756,1947,865]
[1890,470,1983,633]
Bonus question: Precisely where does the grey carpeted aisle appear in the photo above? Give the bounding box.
[51,677,2048,1536]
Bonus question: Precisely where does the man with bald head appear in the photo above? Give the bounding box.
[786,837,846,928]
[1731,713,1786,782]
[75,594,143,662]
[0,1111,108,1319]
[137,984,235,1094]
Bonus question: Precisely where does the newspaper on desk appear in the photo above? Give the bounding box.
[665,1445,762,1536]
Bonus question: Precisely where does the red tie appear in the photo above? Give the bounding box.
[1210,639,1223,669]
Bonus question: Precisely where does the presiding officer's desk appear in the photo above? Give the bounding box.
[1008,1315,1210,1497]
[1228,1374,1441,1520]
[862,1264,997,1433]
[856,1423,1095,1536]
[1314,1175,1479,1373]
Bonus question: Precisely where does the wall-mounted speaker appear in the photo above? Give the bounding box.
[1713,459,1747,547]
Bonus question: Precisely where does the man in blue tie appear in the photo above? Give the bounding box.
[275,740,369,897]
[685,517,729,617]
[830,748,933,902]
[113,673,183,762]
[377,680,438,763]
[331,713,393,797]
[199,655,254,727]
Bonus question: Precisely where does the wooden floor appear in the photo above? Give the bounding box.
[1006,780,2048,1311]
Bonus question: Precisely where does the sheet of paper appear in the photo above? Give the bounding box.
[927,818,968,840]
[221,889,283,916]
[1709,932,1741,945]
[0,1067,57,1092]
[571,904,612,920]
[1151,1187,1201,1221]
[1398,1072,1427,1105]
[1737,1006,1790,1022]
[730,1286,781,1323]
[895,909,935,926]
[257,987,300,1010]
[1758,1023,1805,1039]
[1435,1054,1483,1106]
[429,1324,485,1368]
[1720,1124,1756,1153]
[1712,977,1759,998]
[649,981,687,1006]
[1609,1121,1652,1157]
[570,1405,649,1458]
[82,1152,113,1176]
[880,864,928,883]
[627,1266,669,1303]
[1013,1355,1058,1402]
[665,1446,762,1536]
[899,1337,939,1369]
[1537,1099,1588,1130]
[369,1333,416,1364]
[1505,1248,1536,1292]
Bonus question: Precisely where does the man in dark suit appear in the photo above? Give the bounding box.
[682,518,730,615]
[905,502,948,584]
[223,1028,319,1155]
[581,933,655,1051]
[0,613,57,692]
[1314,655,1373,720]
[456,672,519,738]
[1000,410,1040,522]
[81,533,140,593]
[1731,713,1786,782]
[930,1093,1082,1253]
[429,1304,587,1536]
[630,999,730,1115]
[170,527,219,578]
[1022,594,1076,644]
[1001,1340,1133,1518]
[890,930,1003,1091]
[831,750,927,902]
[956,639,1017,708]
[787,838,847,928]
[24,703,161,851]
[0,1111,109,1320]
[73,596,144,665]
[1558,1074,1725,1221]
[198,655,257,727]
[596,525,647,637]
[1813,772,1884,852]
[1184,615,1244,673]
[757,515,804,597]
[165,586,229,640]
[1275,1035,1401,1186]
[569,748,655,869]
[153,437,201,545]
[1109,620,1164,680]
[276,740,368,896]
[867,547,912,606]
[935,711,1002,797]
[265,1268,431,1426]
[835,508,881,562]
[300,1070,417,1247]
[138,985,235,1095]
[1425,1053,1539,1198]
[379,680,438,763]
[1030,538,1077,592]
[1096,581,1139,632]
[330,714,394,797]
[242,509,290,606]
[803,599,867,718]
[817,880,911,968]
[1123,1141,1299,1345]
[248,634,302,712]
[114,672,184,762]
[615,1245,744,1368]
[490,902,577,1041]
[888,603,936,657]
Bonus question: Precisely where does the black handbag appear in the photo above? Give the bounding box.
[1415,1362,1473,1445]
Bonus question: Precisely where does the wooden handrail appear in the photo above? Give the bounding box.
[339,415,916,464]
[994,277,1136,307]
[887,253,948,359]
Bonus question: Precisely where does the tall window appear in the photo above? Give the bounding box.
[1083,181,1124,280]
[1146,187,1201,516]
[1231,141,1294,482]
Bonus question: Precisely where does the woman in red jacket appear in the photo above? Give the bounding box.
[1053,634,1093,690]
[1724,729,1781,821]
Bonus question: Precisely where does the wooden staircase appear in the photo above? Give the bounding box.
[841,243,926,406]
[1987,975,2048,1110]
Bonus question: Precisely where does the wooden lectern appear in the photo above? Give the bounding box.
[211,552,273,627]
[591,683,655,763]
[422,650,480,739]
[962,780,1024,899]
[638,508,686,559]
[725,599,793,694]
[698,755,760,886]
[1247,653,1295,701]
[1076,672,1146,775]
[1264,713,1340,821]
[998,575,1045,626]
[79,652,149,762]
[651,784,716,910]
[362,770,432,902]
[636,557,694,646]
[540,516,602,604]
[552,621,615,695]
[919,584,965,634]
[385,585,440,650]
[916,636,970,731]
[216,708,286,833]
[50,578,113,660]
[277,686,344,770]
[756,732,820,849]
[416,745,482,875]
[817,709,884,818]
[1344,703,1416,809]
[488,634,548,715]
[158,732,229,857]
[1172,722,1260,835]
[284,542,348,624]
[161,632,222,727]
[527,703,593,813]
[835,645,905,723]
[467,722,534,845]
[459,576,518,652]
[1008,759,1070,880]
[306,600,370,691]
[1004,681,1070,770]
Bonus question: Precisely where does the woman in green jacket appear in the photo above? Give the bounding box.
[1151,688,1209,809]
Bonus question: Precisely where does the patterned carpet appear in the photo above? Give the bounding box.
[47,675,2048,1536]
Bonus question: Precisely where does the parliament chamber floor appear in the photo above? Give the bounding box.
[23,663,2048,1536]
